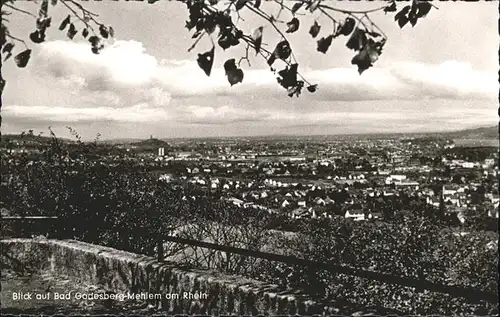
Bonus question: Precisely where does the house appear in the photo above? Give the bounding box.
[344,209,365,221]
[443,185,459,196]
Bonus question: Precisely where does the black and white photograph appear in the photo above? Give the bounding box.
[0,0,498,315]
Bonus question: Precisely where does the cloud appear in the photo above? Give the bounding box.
[4,104,169,123]
[7,39,496,129]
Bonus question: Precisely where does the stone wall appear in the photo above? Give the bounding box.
[1,238,326,315]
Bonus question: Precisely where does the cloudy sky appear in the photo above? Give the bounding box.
[2,1,498,140]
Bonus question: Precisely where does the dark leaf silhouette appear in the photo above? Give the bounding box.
[3,51,12,62]
[317,35,333,54]
[235,0,248,11]
[67,23,77,40]
[88,36,104,54]
[287,81,304,97]
[0,24,6,47]
[148,0,160,3]
[286,18,300,33]
[416,1,432,18]
[224,58,244,86]
[197,46,215,76]
[89,36,100,47]
[337,17,355,36]
[36,17,52,30]
[99,25,109,39]
[14,49,32,68]
[277,63,298,89]
[308,0,321,13]
[59,15,70,31]
[51,0,57,5]
[218,28,240,50]
[2,42,14,54]
[267,40,292,66]
[307,84,318,93]
[397,14,409,28]
[291,2,303,14]
[82,28,89,38]
[351,44,378,74]
[39,0,49,18]
[346,28,367,51]
[395,5,411,28]
[384,1,397,13]
[252,26,263,55]
[30,30,46,43]
[109,26,115,38]
[309,21,321,38]
[409,4,419,26]
[254,0,261,9]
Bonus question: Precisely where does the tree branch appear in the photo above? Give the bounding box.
[4,4,37,18]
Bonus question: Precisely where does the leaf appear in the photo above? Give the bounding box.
[345,28,367,51]
[291,2,303,14]
[39,0,49,18]
[224,59,244,86]
[394,5,411,28]
[235,0,248,11]
[286,18,300,33]
[36,17,52,30]
[59,15,70,31]
[384,1,397,13]
[88,35,100,47]
[67,23,77,40]
[277,63,298,89]
[14,49,32,68]
[99,25,109,39]
[408,4,419,26]
[82,28,89,38]
[51,0,57,5]
[252,26,263,55]
[416,1,432,18]
[397,15,409,28]
[351,44,378,75]
[2,42,14,54]
[197,46,215,76]
[337,17,355,36]
[254,0,261,9]
[148,0,160,3]
[270,40,292,65]
[30,30,46,43]
[3,51,12,62]
[317,35,333,54]
[309,0,321,13]
[109,26,115,38]
[309,21,321,38]
[307,84,318,93]
[0,24,6,47]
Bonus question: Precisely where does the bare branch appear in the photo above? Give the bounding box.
[4,4,37,18]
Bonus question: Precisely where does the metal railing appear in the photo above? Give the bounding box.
[2,216,497,304]
[158,235,497,304]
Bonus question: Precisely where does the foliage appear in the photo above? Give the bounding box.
[0,0,437,101]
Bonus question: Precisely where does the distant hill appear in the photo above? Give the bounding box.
[130,138,171,149]
[440,125,498,140]
[1,134,73,145]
